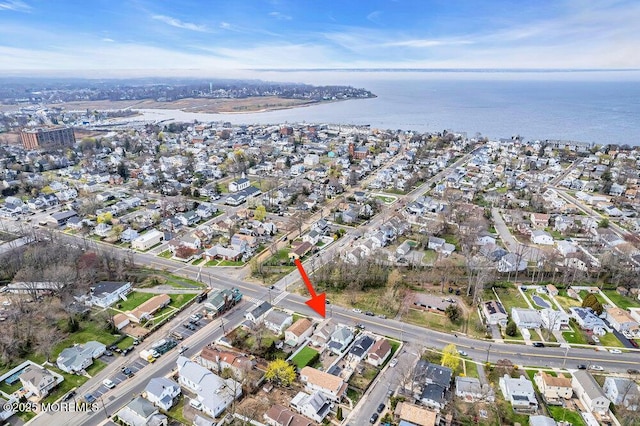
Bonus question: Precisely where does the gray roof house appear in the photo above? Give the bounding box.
[245,301,272,323]
[115,396,167,426]
[603,377,640,410]
[89,281,131,308]
[176,356,242,418]
[144,377,181,411]
[264,310,293,334]
[56,341,106,374]
[414,361,453,410]
[327,327,354,354]
[455,376,495,403]
[19,366,57,398]
[290,391,332,423]
[347,335,375,361]
[529,416,557,426]
[572,370,610,414]
[499,374,538,412]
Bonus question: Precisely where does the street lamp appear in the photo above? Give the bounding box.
[486,344,492,364]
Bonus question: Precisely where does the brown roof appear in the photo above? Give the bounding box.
[130,294,171,320]
[290,242,313,257]
[199,346,253,369]
[394,402,437,426]
[264,404,312,426]
[300,366,344,393]
[606,306,635,324]
[369,339,392,359]
[113,313,129,325]
[539,371,572,388]
[286,318,313,337]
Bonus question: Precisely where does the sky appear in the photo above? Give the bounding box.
[0,0,639,74]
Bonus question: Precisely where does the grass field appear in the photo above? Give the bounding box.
[563,326,589,345]
[52,320,120,358]
[490,287,530,309]
[548,406,586,426]
[158,250,172,259]
[117,291,156,311]
[602,290,640,309]
[291,347,319,369]
[598,332,623,348]
[168,293,198,309]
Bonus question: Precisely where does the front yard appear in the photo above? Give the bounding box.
[116,291,156,312]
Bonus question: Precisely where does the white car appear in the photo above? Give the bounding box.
[458,350,468,357]
[103,379,116,389]
[609,349,622,354]
[389,358,398,367]
[189,398,202,410]
[592,336,600,343]
[352,308,362,314]
[588,365,604,371]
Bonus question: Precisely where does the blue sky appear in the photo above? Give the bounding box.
[0,0,638,73]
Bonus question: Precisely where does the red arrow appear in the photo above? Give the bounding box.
[294,258,326,317]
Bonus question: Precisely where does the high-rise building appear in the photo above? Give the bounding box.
[20,127,76,150]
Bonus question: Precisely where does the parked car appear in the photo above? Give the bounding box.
[532,342,545,348]
[103,379,116,389]
[189,398,202,410]
[609,349,622,354]
[365,311,375,316]
[389,358,398,367]
[627,369,640,374]
[589,365,604,371]
[577,364,587,370]
[370,413,379,424]
[84,393,96,404]
[103,350,113,357]
[377,403,385,414]
[352,308,362,313]
[458,350,468,357]
[355,323,365,330]
[592,336,600,343]
[121,367,134,377]
[62,390,76,402]
[377,314,387,319]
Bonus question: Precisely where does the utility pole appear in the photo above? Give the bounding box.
[486,344,492,364]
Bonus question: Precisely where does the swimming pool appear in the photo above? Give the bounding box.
[532,295,551,309]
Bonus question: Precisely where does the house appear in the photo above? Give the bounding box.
[302,230,320,245]
[285,318,314,346]
[0,396,17,421]
[264,405,313,426]
[132,229,164,251]
[427,236,445,251]
[176,356,242,418]
[290,391,332,423]
[93,222,112,237]
[49,210,78,226]
[229,178,250,193]
[115,396,168,426]
[195,346,255,379]
[556,240,578,257]
[393,402,438,426]
[113,313,130,330]
[327,326,354,354]
[511,308,543,329]
[120,228,139,242]
[569,307,610,335]
[413,361,453,410]
[546,284,559,296]
[572,370,610,414]
[396,241,412,257]
[483,300,508,326]
[367,339,392,366]
[89,281,131,308]
[604,307,640,336]
[540,309,570,331]
[144,377,181,411]
[19,366,57,399]
[178,210,199,226]
[348,335,375,361]
[56,341,106,374]
[499,375,538,412]
[603,377,640,410]
[130,294,171,323]
[289,241,313,260]
[530,213,551,228]
[299,367,347,401]
[245,301,273,323]
[534,371,573,404]
[531,230,554,245]
[497,253,527,273]
[204,245,243,261]
[310,320,336,348]
[455,376,495,402]
[264,310,293,334]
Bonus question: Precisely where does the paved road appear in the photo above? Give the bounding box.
[491,207,542,262]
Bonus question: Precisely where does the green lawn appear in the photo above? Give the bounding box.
[0,377,22,394]
[192,258,204,265]
[164,395,189,426]
[463,360,479,379]
[602,290,640,309]
[117,291,156,311]
[85,359,107,377]
[554,294,582,311]
[548,406,587,426]
[116,336,135,350]
[578,290,605,304]
[158,250,172,259]
[205,260,220,267]
[52,320,121,359]
[422,251,438,265]
[374,195,396,204]
[490,287,530,309]
[291,347,319,369]
[168,293,198,309]
[218,260,245,266]
[599,332,623,348]
[562,326,589,345]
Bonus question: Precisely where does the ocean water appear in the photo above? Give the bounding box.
[128,71,640,145]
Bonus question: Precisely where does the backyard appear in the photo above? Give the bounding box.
[602,290,640,309]
[290,347,320,369]
[116,291,156,312]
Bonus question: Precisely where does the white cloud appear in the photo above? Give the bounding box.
[383,39,474,48]
[152,14,208,32]
[269,11,291,20]
[0,0,31,12]
[366,11,381,23]
[102,38,115,42]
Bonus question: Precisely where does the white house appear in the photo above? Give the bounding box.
[569,307,611,335]
[572,371,610,415]
[264,310,293,334]
[176,356,242,418]
[531,230,554,245]
[556,240,578,257]
[290,391,332,423]
[144,377,181,411]
[534,371,573,404]
[455,376,495,403]
[499,375,538,412]
[285,318,314,347]
[89,281,131,308]
[115,396,167,426]
[604,307,640,336]
[56,341,106,374]
[540,309,570,331]
[497,253,527,273]
[19,366,58,399]
[511,308,543,329]
[132,229,164,251]
[229,178,250,193]
[483,300,508,326]
[603,377,640,411]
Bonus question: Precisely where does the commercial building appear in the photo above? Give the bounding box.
[21,127,75,150]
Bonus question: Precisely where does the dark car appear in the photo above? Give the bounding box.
[365,311,375,316]
[628,369,640,375]
[370,413,379,424]
[103,350,113,357]
[355,323,365,330]
[377,403,385,414]
[532,342,545,348]
[84,393,96,404]
[577,364,587,370]
[62,390,76,402]
[122,367,134,377]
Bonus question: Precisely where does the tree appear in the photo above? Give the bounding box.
[117,161,128,180]
[264,359,296,387]
[254,205,267,222]
[582,293,603,315]
[441,344,460,371]
[445,304,461,322]
[505,320,518,337]
[598,218,610,228]
[336,406,343,421]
